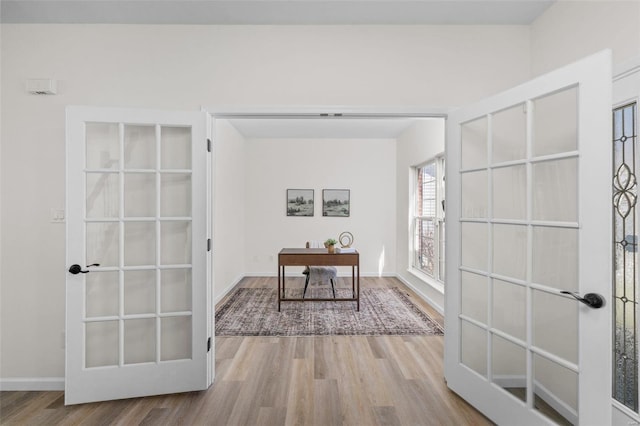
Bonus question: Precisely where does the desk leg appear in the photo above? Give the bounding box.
[356,265,360,312]
[278,264,282,312]
[351,265,355,298]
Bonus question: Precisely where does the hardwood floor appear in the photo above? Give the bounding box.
[0,277,492,426]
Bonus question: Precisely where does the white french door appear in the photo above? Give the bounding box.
[65,107,211,405]
[445,50,612,425]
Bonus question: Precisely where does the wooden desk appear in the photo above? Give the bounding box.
[278,248,360,311]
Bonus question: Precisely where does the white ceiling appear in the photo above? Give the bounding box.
[1,0,555,25]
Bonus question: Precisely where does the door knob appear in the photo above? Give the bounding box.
[560,291,605,309]
[68,263,99,274]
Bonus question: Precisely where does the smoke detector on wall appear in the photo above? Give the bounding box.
[26,78,57,95]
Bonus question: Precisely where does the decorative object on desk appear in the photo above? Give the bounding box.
[322,189,350,217]
[335,246,356,253]
[324,238,337,253]
[215,284,444,337]
[338,231,353,247]
[287,189,314,217]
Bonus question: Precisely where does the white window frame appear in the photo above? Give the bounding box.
[411,155,445,283]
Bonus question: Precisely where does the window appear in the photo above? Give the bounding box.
[413,157,445,281]
[613,102,639,412]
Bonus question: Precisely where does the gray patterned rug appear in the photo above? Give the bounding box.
[215,287,444,336]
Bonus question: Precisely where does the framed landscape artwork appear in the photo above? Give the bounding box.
[323,189,350,217]
[286,189,314,216]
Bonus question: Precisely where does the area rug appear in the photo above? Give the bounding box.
[215,287,444,337]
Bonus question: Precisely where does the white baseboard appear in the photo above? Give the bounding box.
[0,377,64,391]
[394,274,444,315]
[214,274,245,305]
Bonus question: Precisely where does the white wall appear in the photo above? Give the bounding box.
[0,23,531,382]
[212,120,247,301]
[395,119,446,312]
[531,0,640,76]
[244,137,396,276]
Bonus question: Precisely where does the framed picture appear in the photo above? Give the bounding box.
[323,189,350,217]
[286,189,314,216]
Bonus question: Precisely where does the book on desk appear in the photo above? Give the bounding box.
[335,247,357,253]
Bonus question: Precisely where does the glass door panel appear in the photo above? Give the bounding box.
[461,117,488,170]
[532,158,578,223]
[532,87,578,157]
[492,104,527,164]
[124,125,156,169]
[161,174,192,217]
[492,165,526,220]
[461,320,488,377]
[492,279,526,341]
[85,123,119,169]
[161,126,191,169]
[461,170,488,218]
[86,173,119,218]
[85,272,119,318]
[492,334,527,403]
[124,173,156,217]
[85,321,119,368]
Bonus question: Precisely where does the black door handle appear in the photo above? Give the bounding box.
[68,263,100,274]
[560,291,605,309]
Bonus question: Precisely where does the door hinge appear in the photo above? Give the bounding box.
[207,138,212,152]
[207,337,212,352]
[207,238,211,252]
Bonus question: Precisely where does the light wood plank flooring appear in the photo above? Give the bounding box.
[1,277,492,425]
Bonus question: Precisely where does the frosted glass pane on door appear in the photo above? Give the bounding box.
[461,117,488,170]
[86,271,119,318]
[161,174,191,217]
[533,158,578,222]
[161,221,192,265]
[492,279,526,341]
[86,321,119,368]
[461,271,487,324]
[461,222,489,272]
[124,222,156,266]
[86,122,119,170]
[161,316,192,361]
[533,226,578,291]
[461,320,487,377]
[124,318,156,365]
[492,335,526,402]
[86,173,119,218]
[124,173,156,217]
[533,289,577,364]
[161,269,192,313]
[124,125,156,170]
[161,126,191,169]
[86,222,119,267]
[533,354,578,425]
[493,224,527,280]
[533,86,578,157]
[124,270,156,315]
[461,171,487,218]
[492,104,527,164]
[492,165,526,220]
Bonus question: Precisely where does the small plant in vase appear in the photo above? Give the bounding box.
[324,238,338,253]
